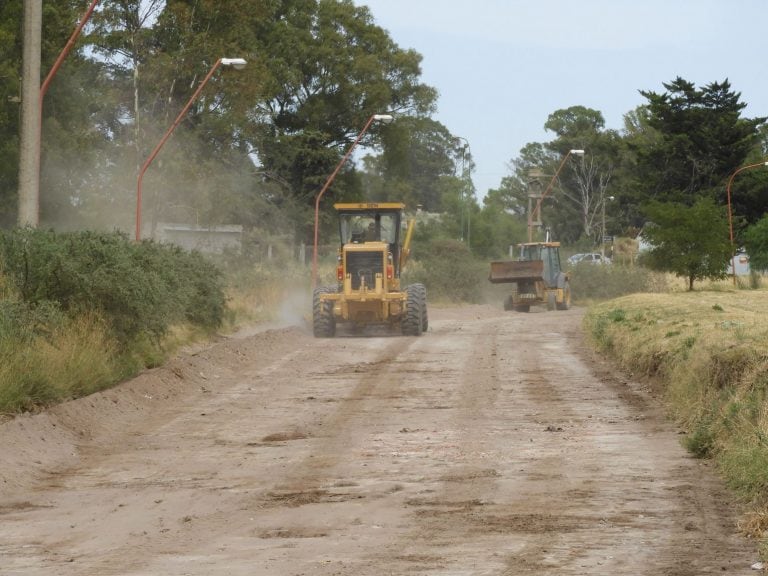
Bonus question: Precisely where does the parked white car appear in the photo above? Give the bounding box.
[567,252,611,266]
[726,250,750,276]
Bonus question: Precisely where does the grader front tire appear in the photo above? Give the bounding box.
[412,283,428,332]
[312,287,336,338]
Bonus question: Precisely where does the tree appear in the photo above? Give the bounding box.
[543,107,623,243]
[471,195,527,259]
[640,198,731,290]
[491,108,615,244]
[636,77,764,204]
[0,0,23,226]
[127,0,438,241]
[721,154,768,241]
[743,216,768,272]
[544,105,605,142]
[229,0,437,204]
[366,116,470,211]
[1,0,111,228]
[611,105,664,230]
[491,142,553,216]
[562,154,613,242]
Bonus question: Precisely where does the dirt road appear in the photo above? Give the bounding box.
[0,305,758,575]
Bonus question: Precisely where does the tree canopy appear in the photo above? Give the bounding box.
[634,78,764,204]
[6,0,444,239]
[6,2,768,266]
[487,78,766,262]
[640,198,731,290]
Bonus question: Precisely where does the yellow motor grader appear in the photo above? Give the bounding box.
[313,202,427,337]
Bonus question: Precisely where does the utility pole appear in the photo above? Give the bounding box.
[600,195,614,259]
[18,0,43,227]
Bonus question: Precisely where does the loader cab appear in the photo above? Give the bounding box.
[518,242,563,288]
[336,203,406,277]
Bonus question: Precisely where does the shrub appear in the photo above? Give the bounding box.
[405,239,487,303]
[0,228,226,344]
[684,417,716,458]
[569,262,666,302]
[221,258,310,325]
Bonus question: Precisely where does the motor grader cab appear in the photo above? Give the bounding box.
[489,242,571,312]
[312,202,427,337]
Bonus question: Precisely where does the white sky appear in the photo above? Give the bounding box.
[353,0,768,199]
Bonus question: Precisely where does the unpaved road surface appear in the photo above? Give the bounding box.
[0,305,758,575]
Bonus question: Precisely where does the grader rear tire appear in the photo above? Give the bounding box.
[402,286,423,336]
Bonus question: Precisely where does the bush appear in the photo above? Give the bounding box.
[405,238,487,303]
[0,228,226,343]
[221,256,310,325]
[569,262,666,302]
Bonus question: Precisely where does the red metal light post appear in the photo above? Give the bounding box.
[135,57,246,241]
[311,113,393,288]
[20,0,100,227]
[725,160,768,285]
[527,149,584,242]
[40,0,100,102]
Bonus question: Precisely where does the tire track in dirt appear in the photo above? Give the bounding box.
[0,306,758,575]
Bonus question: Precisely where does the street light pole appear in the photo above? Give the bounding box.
[725,160,768,285]
[40,0,100,102]
[528,149,584,242]
[311,113,393,288]
[135,57,246,241]
[601,195,614,259]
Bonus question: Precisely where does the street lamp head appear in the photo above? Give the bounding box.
[221,58,247,70]
[372,114,394,123]
[569,149,585,156]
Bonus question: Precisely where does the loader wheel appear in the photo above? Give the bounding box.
[556,281,572,311]
[412,283,428,331]
[312,287,336,337]
[402,286,423,336]
[547,292,556,311]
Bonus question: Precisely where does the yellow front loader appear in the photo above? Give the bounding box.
[313,203,427,337]
[489,242,572,312]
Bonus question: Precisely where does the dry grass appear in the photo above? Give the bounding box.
[0,313,119,413]
[223,262,313,330]
[584,287,768,552]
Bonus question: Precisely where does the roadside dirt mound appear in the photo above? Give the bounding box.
[0,326,307,502]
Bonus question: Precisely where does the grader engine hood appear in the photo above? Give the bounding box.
[342,243,390,292]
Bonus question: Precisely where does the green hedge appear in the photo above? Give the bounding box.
[405,238,487,303]
[0,228,226,343]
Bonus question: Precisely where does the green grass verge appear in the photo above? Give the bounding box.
[584,290,768,547]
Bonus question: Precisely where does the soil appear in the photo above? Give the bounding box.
[0,304,760,575]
